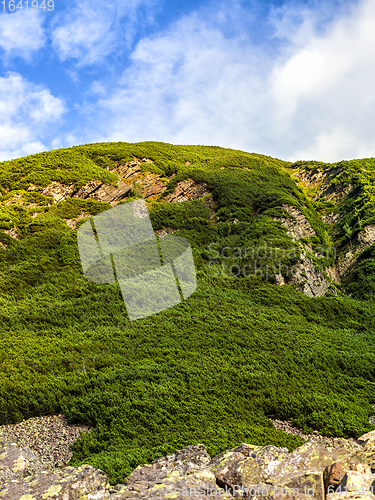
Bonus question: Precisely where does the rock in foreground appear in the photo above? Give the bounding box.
[2,432,375,499]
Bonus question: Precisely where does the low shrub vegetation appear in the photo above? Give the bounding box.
[0,142,374,485]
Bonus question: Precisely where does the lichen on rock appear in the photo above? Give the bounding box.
[3,431,375,499]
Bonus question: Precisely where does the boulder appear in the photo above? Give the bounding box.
[1,463,111,500]
[0,428,373,499]
[110,444,231,499]
[339,462,375,493]
[353,433,375,471]
[324,462,346,491]
[357,430,375,447]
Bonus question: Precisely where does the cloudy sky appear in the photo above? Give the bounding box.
[0,0,373,163]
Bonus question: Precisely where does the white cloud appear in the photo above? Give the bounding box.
[84,7,271,148]
[82,0,375,163]
[0,73,65,161]
[51,0,157,66]
[0,11,46,61]
[270,0,375,161]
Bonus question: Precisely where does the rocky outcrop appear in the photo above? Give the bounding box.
[38,173,212,232]
[321,212,342,226]
[274,205,316,242]
[290,165,354,203]
[1,156,214,240]
[271,204,338,297]
[37,159,210,211]
[42,181,76,203]
[3,430,375,499]
[336,225,375,280]
[287,248,332,297]
[164,179,210,203]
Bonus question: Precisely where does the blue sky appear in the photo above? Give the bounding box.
[0,0,373,163]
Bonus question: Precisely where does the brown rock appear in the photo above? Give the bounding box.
[324,462,346,492]
[164,179,210,203]
[143,182,167,199]
[71,179,103,198]
[85,181,133,204]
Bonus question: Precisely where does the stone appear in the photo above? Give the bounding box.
[277,204,316,242]
[353,436,375,471]
[164,179,210,203]
[324,462,346,491]
[3,227,19,239]
[208,443,263,489]
[142,182,167,199]
[0,443,48,483]
[0,463,111,500]
[42,181,75,203]
[357,431,375,447]
[339,462,375,493]
[0,436,374,500]
[269,204,336,297]
[336,226,375,280]
[110,444,231,499]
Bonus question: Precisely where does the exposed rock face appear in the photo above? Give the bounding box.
[137,172,169,200]
[271,204,337,297]
[275,205,316,242]
[37,159,209,212]
[2,432,375,499]
[164,179,210,203]
[336,225,375,280]
[290,165,354,203]
[321,212,342,226]
[110,444,227,499]
[73,180,133,205]
[38,174,212,233]
[42,181,76,203]
[287,248,332,297]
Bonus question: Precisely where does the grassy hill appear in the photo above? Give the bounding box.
[0,141,375,485]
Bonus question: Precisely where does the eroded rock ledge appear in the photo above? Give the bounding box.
[271,204,338,297]
[2,430,375,499]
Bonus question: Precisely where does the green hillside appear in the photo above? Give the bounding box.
[0,141,375,485]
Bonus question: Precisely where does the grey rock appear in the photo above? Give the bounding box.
[1,435,375,500]
[271,204,336,297]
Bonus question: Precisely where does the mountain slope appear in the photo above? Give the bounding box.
[0,142,374,485]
